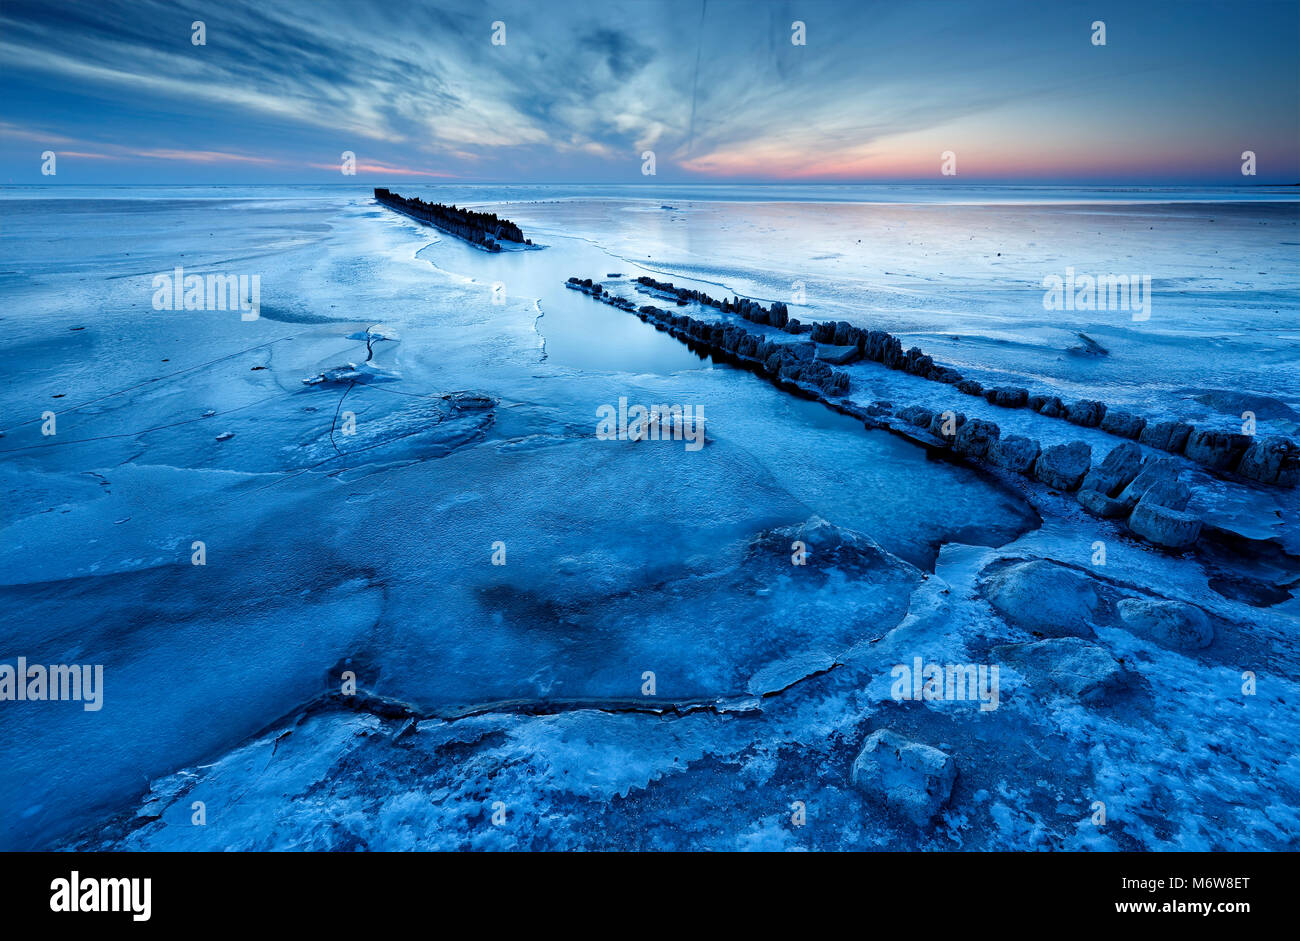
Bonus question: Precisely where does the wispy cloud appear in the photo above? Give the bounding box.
[1,0,1296,183]
[306,159,457,177]
[137,149,279,165]
[0,123,283,166]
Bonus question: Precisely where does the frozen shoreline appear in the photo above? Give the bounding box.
[2,189,1297,851]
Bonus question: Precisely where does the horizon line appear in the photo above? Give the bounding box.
[5,181,1299,188]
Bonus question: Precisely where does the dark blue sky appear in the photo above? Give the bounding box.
[2,0,1297,184]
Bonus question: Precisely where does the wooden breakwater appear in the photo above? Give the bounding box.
[567,273,1300,553]
[614,276,1298,489]
[374,188,533,252]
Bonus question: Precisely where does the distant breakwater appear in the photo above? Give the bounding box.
[567,274,1299,554]
[374,188,533,252]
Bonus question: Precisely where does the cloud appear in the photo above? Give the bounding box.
[0,0,1295,182]
[0,123,285,165]
[306,159,457,177]
[136,149,279,165]
[578,28,655,81]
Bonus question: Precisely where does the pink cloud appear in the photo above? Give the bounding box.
[307,160,457,178]
[135,149,278,165]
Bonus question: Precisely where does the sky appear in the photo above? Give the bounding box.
[1,0,1297,185]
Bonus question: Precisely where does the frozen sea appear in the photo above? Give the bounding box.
[0,183,1297,850]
